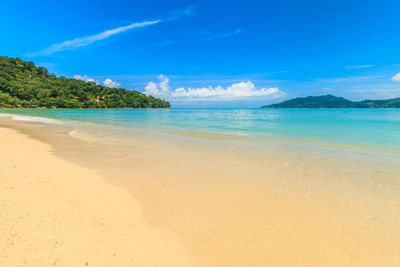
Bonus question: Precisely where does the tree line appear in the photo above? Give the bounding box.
[0,56,170,108]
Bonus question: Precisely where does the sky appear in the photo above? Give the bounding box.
[1,0,400,107]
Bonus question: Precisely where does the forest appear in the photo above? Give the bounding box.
[262,95,400,108]
[0,56,170,108]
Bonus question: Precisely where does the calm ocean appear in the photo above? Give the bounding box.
[2,108,400,265]
[1,108,400,148]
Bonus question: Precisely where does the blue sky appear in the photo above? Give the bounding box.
[1,0,400,107]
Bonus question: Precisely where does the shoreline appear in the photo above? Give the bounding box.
[1,117,400,266]
[0,126,196,266]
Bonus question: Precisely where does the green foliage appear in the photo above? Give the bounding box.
[0,56,170,109]
[262,95,400,108]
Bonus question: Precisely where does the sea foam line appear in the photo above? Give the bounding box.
[0,113,63,124]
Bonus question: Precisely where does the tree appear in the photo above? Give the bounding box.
[0,56,171,109]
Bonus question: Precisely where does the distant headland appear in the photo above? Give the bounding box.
[262,95,400,108]
[0,56,170,109]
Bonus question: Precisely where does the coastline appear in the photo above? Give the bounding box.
[1,116,400,266]
[0,126,196,266]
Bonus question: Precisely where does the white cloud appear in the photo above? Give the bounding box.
[208,28,243,40]
[144,75,285,100]
[391,72,400,82]
[346,65,374,70]
[27,6,196,57]
[158,75,170,92]
[73,75,121,87]
[103,78,121,88]
[73,74,95,82]
[27,20,161,56]
[173,82,281,98]
[144,81,159,95]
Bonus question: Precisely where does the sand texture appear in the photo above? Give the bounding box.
[0,127,196,266]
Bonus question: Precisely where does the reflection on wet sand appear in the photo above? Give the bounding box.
[1,118,400,266]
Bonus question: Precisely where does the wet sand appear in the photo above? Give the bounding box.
[1,119,400,266]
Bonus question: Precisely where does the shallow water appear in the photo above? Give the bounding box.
[1,108,400,266]
[1,108,400,147]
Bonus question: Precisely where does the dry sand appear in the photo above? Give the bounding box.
[0,127,196,266]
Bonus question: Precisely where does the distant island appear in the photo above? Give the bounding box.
[0,56,170,108]
[262,95,400,108]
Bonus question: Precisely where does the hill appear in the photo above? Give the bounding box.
[0,56,170,108]
[262,95,400,108]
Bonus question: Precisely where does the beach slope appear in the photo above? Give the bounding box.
[0,127,196,266]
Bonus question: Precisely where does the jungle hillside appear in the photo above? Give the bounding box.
[0,56,170,108]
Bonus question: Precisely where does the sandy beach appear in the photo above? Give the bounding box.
[2,0,400,264]
[1,118,400,266]
[0,127,196,266]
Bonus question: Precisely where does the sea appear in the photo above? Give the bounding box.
[1,108,400,265]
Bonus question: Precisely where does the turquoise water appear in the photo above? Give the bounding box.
[1,108,400,148]
[2,108,400,266]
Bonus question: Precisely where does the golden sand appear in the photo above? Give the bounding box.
[1,120,400,266]
[0,127,196,266]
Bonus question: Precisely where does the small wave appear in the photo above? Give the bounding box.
[173,129,247,140]
[0,113,63,124]
[69,129,96,143]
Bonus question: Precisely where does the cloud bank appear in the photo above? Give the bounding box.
[145,75,285,100]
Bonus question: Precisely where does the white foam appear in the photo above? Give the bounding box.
[0,113,63,124]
